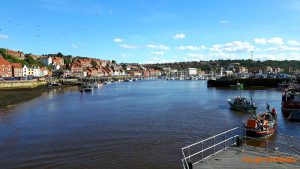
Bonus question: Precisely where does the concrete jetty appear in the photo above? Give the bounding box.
[181,127,300,169]
[193,145,300,169]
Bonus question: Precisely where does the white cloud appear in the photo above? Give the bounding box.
[146,44,170,50]
[268,37,284,45]
[254,38,267,45]
[209,41,254,53]
[288,40,300,46]
[0,34,8,40]
[177,45,206,51]
[265,46,300,52]
[150,51,164,55]
[173,33,186,39]
[119,44,138,49]
[219,20,229,24]
[254,37,284,45]
[114,38,124,43]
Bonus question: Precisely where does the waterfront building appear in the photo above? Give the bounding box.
[187,68,197,76]
[265,66,273,73]
[0,59,12,77]
[170,69,178,76]
[40,67,49,77]
[86,67,99,77]
[28,67,34,77]
[22,65,28,77]
[33,66,40,77]
[11,63,23,77]
[236,66,248,73]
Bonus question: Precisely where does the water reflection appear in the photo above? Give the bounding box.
[0,80,299,169]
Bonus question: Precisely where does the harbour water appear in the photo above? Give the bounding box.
[0,80,300,169]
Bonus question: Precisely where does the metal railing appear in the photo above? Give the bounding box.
[181,127,240,169]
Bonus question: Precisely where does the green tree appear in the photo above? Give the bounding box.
[91,60,98,68]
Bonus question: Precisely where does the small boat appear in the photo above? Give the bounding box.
[80,83,94,92]
[80,85,93,92]
[278,81,289,89]
[47,82,62,87]
[104,81,112,84]
[278,81,298,89]
[229,82,244,89]
[227,96,257,111]
[244,105,277,137]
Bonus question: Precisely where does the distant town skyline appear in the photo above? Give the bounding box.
[0,0,300,63]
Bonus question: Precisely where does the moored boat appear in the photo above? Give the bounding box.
[229,82,244,89]
[281,88,300,120]
[227,96,257,111]
[244,106,277,137]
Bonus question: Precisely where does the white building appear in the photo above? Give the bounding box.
[188,68,198,76]
[52,64,60,71]
[33,66,40,77]
[23,65,28,77]
[40,56,53,65]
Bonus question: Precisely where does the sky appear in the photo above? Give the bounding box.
[0,0,300,63]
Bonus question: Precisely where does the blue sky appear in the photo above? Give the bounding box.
[0,0,300,63]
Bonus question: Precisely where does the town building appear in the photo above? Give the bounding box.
[40,67,49,77]
[40,56,53,65]
[23,65,28,77]
[33,66,40,77]
[265,66,273,73]
[11,63,23,77]
[187,68,198,76]
[0,59,12,77]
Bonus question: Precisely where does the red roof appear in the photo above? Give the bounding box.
[0,59,11,65]
[11,63,22,68]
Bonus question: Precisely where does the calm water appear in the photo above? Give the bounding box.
[0,80,300,169]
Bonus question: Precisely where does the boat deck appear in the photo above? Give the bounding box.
[193,145,300,169]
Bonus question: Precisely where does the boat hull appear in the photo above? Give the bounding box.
[228,102,257,111]
[245,127,277,137]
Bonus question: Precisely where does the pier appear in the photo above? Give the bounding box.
[207,78,291,87]
[181,127,300,169]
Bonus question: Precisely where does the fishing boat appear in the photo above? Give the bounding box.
[80,83,94,92]
[244,105,277,137]
[281,88,300,121]
[278,81,298,89]
[227,96,257,111]
[229,82,244,89]
[93,82,103,88]
[47,82,62,87]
